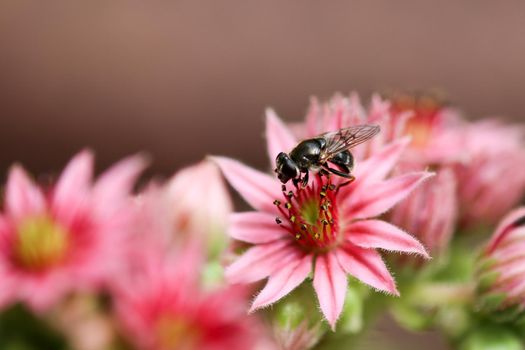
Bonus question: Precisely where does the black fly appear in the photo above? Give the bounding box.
[275,125,380,187]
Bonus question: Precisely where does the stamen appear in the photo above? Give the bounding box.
[275,217,282,225]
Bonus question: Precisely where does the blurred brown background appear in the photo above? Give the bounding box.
[1,0,524,178]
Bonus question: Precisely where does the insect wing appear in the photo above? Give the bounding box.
[319,125,380,161]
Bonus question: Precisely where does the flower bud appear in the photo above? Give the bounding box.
[476,207,525,317]
[166,160,233,256]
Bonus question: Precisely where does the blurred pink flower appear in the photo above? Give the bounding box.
[288,92,465,165]
[455,120,525,227]
[478,207,525,311]
[213,113,431,329]
[390,167,458,255]
[0,150,145,311]
[113,244,264,350]
[166,160,232,250]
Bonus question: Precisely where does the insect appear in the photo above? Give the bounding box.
[275,125,380,187]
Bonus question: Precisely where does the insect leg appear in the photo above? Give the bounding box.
[301,171,309,188]
[322,164,354,179]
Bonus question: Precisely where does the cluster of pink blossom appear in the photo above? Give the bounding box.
[1,92,525,349]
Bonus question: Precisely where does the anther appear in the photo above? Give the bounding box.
[275,217,282,224]
[290,215,296,223]
[320,191,326,198]
[321,219,329,226]
[285,202,292,210]
[300,224,307,231]
[328,184,336,191]
[273,200,281,206]
[286,191,294,198]
[314,233,320,239]
[281,185,287,192]
[295,233,301,240]
[321,185,328,191]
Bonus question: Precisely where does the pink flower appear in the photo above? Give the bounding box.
[0,150,145,311]
[213,113,431,329]
[455,120,525,227]
[390,167,458,255]
[387,91,466,165]
[113,244,264,350]
[292,92,465,166]
[477,207,525,312]
[166,160,233,250]
[280,92,462,256]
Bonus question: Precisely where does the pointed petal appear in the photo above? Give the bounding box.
[5,165,46,220]
[250,253,311,311]
[52,150,94,220]
[230,212,287,244]
[336,243,398,295]
[313,253,348,330]
[347,172,434,219]
[211,156,282,214]
[266,109,298,166]
[487,207,525,253]
[225,240,300,284]
[346,220,429,258]
[93,155,147,215]
[352,138,410,185]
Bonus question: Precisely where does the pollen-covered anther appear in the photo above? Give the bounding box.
[275,175,341,251]
[273,200,281,206]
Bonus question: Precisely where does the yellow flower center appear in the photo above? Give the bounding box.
[13,216,69,271]
[156,314,200,350]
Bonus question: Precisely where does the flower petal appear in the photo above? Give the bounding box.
[313,253,348,330]
[346,220,429,258]
[336,244,398,295]
[250,253,311,312]
[5,165,46,220]
[52,150,94,222]
[346,172,434,219]
[230,212,287,244]
[93,154,147,216]
[266,109,297,166]
[487,207,525,253]
[225,240,299,284]
[211,156,282,214]
[352,138,410,185]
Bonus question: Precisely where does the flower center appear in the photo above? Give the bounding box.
[12,216,70,272]
[156,314,200,350]
[390,92,444,148]
[274,176,341,252]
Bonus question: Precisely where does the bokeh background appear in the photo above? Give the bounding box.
[1,1,524,177]
[1,3,524,348]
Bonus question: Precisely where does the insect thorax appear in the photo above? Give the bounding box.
[290,138,325,170]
